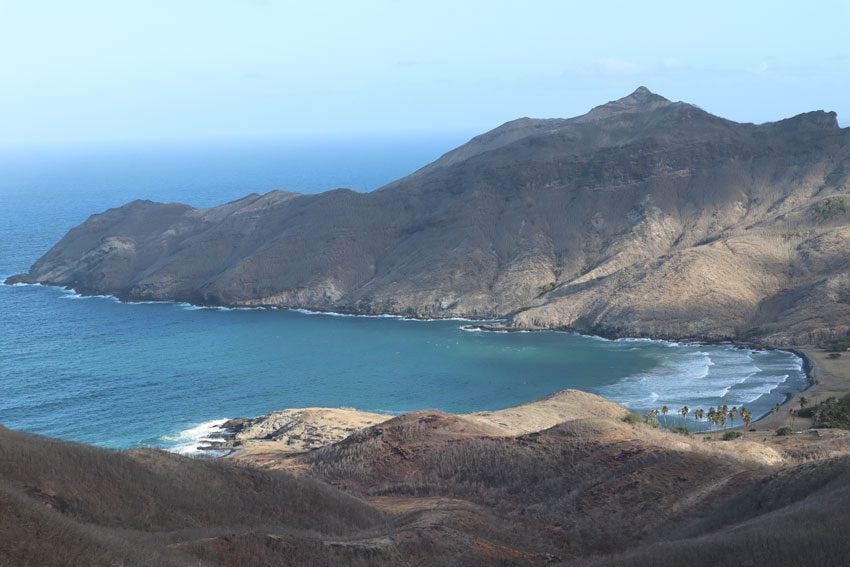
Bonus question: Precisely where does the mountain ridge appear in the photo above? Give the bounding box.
[8,87,850,345]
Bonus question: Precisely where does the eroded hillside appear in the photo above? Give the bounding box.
[4,390,850,566]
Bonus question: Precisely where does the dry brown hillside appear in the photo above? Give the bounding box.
[8,87,850,344]
[4,390,850,566]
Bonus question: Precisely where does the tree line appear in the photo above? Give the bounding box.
[643,404,753,431]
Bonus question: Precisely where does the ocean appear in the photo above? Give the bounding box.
[0,136,807,452]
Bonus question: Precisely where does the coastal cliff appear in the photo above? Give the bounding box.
[9,87,850,345]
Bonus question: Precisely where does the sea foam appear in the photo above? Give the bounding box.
[60,290,120,302]
[160,419,230,455]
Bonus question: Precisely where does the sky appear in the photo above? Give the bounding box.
[1,0,849,147]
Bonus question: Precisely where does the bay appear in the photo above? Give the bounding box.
[0,137,807,451]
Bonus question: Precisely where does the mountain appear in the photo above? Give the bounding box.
[9,87,850,344]
[3,391,850,566]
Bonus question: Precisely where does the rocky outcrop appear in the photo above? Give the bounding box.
[217,408,390,456]
[9,87,850,344]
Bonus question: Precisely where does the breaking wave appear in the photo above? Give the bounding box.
[598,346,805,418]
[158,419,230,455]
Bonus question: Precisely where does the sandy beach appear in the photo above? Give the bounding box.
[689,347,850,460]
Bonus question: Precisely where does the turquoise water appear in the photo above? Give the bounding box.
[0,138,807,451]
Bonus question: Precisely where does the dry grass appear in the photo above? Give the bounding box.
[468,389,629,435]
[577,457,850,567]
[4,388,850,565]
[0,425,385,566]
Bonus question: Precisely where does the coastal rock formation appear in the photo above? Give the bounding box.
[9,87,850,344]
[218,407,391,457]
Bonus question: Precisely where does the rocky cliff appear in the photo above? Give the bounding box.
[9,87,850,344]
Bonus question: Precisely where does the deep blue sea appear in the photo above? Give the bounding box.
[0,137,807,452]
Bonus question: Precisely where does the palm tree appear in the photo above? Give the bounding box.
[680,406,690,421]
[694,408,704,423]
[741,407,752,428]
[799,396,809,410]
[773,403,782,415]
[707,407,716,430]
[719,409,728,430]
[644,409,659,426]
[661,405,669,426]
[729,406,738,427]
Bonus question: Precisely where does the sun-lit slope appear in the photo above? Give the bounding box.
[468,388,630,434]
[9,87,850,343]
[224,407,392,463]
[228,389,631,463]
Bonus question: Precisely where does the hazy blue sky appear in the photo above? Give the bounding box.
[1,1,848,146]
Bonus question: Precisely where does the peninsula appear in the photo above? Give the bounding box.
[8,88,850,346]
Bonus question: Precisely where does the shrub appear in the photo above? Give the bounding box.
[722,431,742,441]
[796,407,815,418]
[824,339,850,352]
[623,412,643,425]
[812,394,850,429]
[537,282,557,294]
[827,352,841,359]
[671,426,690,436]
[814,196,849,221]
[776,426,794,436]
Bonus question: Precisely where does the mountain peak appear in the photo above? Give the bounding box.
[620,85,667,101]
[580,86,674,122]
[608,86,672,107]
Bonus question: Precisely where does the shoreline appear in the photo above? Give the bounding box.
[1,279,495,322]
[202,349,809,456]
[4,277,819,447]
[0,278,819,350]
[705,345,850,439]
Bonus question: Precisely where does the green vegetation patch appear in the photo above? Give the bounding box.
[776,426,794,436]
[811,394,850,429]
[814,196,849,221]
[537,282,557,295]
[622,412,643,425]
[796,407,815,418]
[722,431,742,441]
[824,339,850,352]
